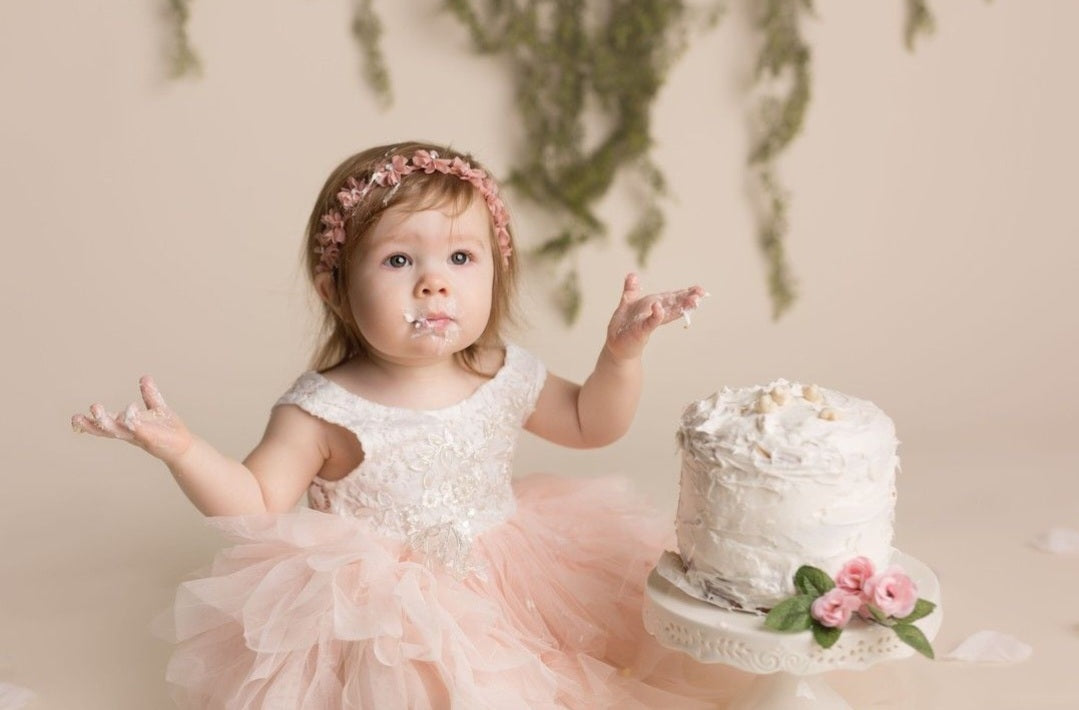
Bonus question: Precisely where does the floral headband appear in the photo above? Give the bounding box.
[315,149,512,274]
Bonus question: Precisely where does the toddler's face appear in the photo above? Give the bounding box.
[346,197,495,364]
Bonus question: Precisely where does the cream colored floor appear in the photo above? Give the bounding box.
[3,441,1076,709]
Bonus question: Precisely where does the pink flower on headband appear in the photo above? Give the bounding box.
[451,157,486,185]
[374,155,414,187]
[318,243,340,266]
[314,149,513,274]
[319,211,346,245]
[412,150,452,174]
[336,177,368,211]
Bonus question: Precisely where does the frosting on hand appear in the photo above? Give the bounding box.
[605,273,706,361]
[71,375,193,463]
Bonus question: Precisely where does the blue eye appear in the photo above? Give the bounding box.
[450,251,471,265]
[385,254,411,268]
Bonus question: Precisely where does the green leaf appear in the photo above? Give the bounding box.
[812,622,841,649]
[794,566,834,597]
[893,623,935,659]
[764,595,814,632]
[897,598,937,624]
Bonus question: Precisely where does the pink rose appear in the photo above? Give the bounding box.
[810,588,862,629]
[862,566,918,618]
[835,556,876,595]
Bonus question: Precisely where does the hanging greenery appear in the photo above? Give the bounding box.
[350,0,393,109]
[165,0,391,101]
[442,0,722,322]
[904,0,936,51]
[744,0,942,318]
[747,0,811,319]
[165,0,200,78]
[165,0,969,323]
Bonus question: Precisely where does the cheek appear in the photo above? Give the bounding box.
[346,277,394,328]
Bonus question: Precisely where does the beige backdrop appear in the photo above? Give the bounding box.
[2,1,1077,708]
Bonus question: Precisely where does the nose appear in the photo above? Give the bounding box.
[415,267,450,298]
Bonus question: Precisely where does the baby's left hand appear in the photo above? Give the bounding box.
[605,273,706,361]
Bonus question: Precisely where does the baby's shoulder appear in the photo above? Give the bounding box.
[261,395,333,459]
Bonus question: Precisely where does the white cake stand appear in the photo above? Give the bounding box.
[643,551,942,710]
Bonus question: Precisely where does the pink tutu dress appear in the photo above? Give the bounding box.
[161,345,729,709]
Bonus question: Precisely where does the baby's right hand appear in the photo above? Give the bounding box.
[71,376,193,464]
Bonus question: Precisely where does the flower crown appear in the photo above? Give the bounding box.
[315,149,512,274]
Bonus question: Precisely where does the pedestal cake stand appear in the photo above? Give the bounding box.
[643,551,942,710]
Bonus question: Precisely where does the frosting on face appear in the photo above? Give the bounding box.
[400,309,460,358]
[402,299,461,344]
[675,379,898,611]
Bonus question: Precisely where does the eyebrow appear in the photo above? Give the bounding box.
[365,228,490,251]
[449,233,489,249]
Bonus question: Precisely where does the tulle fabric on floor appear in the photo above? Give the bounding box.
[156,474,734,709]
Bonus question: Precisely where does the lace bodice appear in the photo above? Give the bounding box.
[275,344,546,570]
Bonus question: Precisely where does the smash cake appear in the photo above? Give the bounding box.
[672,379,898,612]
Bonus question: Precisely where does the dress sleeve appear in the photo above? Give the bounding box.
[506,344,547,424]
[274,372,323,410]
[273,371,363,432]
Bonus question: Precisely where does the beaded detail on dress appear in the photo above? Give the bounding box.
[274,344,546,575]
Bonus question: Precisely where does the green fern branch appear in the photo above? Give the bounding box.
[445,0,694,322]
[166,0,201,78]
[351,0,393,107]
[748,0,811,319]
[904,0,935,51]
[755,167,797,319]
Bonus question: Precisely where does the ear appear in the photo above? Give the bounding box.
[314,272,342,314]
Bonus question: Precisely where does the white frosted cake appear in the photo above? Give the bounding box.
[675,379,898,612]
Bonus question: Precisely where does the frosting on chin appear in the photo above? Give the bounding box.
[675,379,898,611]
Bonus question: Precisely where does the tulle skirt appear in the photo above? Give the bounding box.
[157,474,734,709]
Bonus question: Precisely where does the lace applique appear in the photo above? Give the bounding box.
[274,344,547,576]
[407,521,487,580]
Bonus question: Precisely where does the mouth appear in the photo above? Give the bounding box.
[419,314,455,330]
[404,311,457,333]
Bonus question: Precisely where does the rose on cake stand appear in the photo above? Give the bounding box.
[644,550,942,710]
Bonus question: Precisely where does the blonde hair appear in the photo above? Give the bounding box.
[303,141,519,375]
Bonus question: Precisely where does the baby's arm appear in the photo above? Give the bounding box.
[526,273,704,448]
[72,376,325,516]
